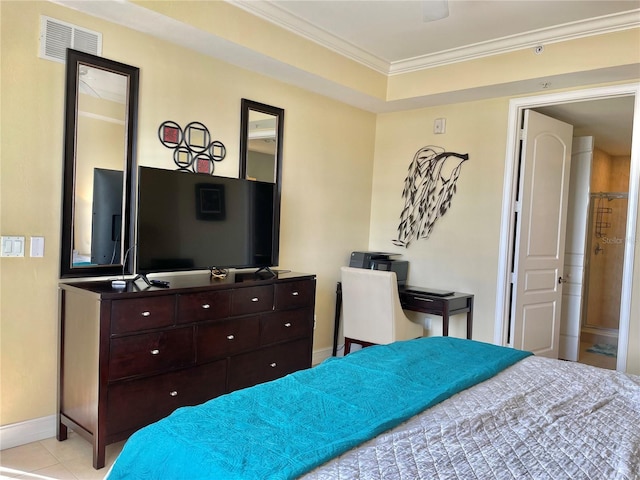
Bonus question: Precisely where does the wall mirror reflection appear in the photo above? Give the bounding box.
[239,99,284,184]
[60,49,139,278]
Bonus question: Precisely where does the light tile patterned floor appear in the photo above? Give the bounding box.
[0,432,123,480]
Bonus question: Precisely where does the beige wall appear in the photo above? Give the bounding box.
[369,98,510,341]
[368,98,640,369]
[1,0,639,432]
[0,1,375,426]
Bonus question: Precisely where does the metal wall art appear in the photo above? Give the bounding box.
[393,145,469,247]
[158,121,226,174]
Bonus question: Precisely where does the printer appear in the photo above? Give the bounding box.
[349,251,408,285]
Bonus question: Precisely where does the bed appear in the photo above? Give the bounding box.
[106,337,640,479]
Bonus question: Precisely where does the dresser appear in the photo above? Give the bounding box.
[57,271,316,469]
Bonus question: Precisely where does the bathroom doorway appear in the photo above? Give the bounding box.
[580,192,629,369]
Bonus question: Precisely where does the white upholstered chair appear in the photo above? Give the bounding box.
[340,266,423,354]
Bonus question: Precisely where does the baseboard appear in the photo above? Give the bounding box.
[0,415,56,450]
[2,349,334,451]
[312,346,333,365]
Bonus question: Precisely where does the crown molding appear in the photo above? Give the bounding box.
[228,1,640,76]
[227,0,391,74]
[390,9,640,75]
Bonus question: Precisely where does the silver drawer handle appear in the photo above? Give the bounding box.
[169,391,178,397]
[292,291,299,296]
[251,297,259,302]
[227,334,235,340]
[142,311,151,317]
[202,304,210,309]
[414,297,434,302]
[284,323,292,327]
[150,349,160,355]
[270,362,277,368]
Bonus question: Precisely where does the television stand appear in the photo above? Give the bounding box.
[254,266,277,278]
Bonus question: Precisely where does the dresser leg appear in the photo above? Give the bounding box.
[56,416,68,441]
[93,441,106,470]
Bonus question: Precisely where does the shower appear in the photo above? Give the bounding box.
[581,192,628,336]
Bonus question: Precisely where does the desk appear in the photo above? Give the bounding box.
[332,283,474,356]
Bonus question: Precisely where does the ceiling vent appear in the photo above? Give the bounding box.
[39,16,102,63]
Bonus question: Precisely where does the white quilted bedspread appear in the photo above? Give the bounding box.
[303,356,640,480]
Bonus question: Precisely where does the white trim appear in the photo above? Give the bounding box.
[495,83,640,372]
[312,346,333,366]
[228,1,639,75]
[0,415,56,450]
[390,10,640,75]
[78,110,125,126]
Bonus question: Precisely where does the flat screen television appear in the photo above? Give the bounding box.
[90,168,123,265]
[137,166,278,274]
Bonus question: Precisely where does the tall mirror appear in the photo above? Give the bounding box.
[239,99,284,184]
[60,49,139,278]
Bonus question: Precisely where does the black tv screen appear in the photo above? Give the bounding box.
[137,166,278,273]
[90,168,123,265]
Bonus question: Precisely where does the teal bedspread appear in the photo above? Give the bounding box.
[107,337,531,480]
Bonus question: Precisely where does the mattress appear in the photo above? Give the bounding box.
[303,355,640,479]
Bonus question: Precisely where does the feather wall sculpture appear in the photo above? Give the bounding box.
[393,146,469,247]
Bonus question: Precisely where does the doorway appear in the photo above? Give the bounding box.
[495,83,639,372]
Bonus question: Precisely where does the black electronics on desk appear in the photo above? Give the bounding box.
[349,251,408,286]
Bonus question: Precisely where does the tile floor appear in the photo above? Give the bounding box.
[578,341,617,370]
[0,432,124,480]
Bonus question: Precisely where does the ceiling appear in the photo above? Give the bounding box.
[235,0,640,74]
[55,0,639,155]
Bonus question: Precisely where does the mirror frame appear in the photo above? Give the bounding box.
[239,99,284,267]
[239,99,284,186]
[60,49,139,278]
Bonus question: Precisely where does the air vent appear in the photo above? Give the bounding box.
[39,16,102,63]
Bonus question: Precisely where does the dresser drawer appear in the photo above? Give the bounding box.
[274,280,315,310]
[107,360,227,437]
[227,338,311,392]
[111,296,176,334]
[231,285,274,316]
[177,290,231,324]
[196,316,260,363]
[260,308,313,346]
[109,327,194,380]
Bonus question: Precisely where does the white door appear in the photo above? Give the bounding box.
[510,110,574,358]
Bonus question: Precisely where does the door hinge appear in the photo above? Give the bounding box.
[514,200,521,213]
[519,129,525,141]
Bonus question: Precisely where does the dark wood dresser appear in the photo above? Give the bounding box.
[57,271,316,469]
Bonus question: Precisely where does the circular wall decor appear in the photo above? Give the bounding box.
[184,121,211,154]
[173,146,193,169]
[209,140,227,162]
[158,121,183,148]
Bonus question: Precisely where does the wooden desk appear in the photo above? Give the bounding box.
[398,288,474,339]
[332,283,474,356]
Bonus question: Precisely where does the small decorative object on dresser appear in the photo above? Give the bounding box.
[57,271,316,469]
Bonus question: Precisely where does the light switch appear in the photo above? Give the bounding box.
[434,118,446,134]
[1,236,25,257]
[30,236,45,257]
